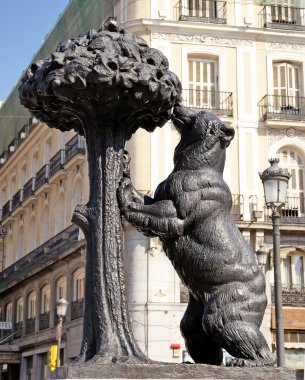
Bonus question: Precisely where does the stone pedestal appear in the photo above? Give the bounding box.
[50,363,299,380]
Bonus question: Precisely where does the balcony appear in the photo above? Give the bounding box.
[11,189,23,212]
[23,177,35,203]
[71,298,84,320]
[264,196,305,224]
[39,311,50,330]
[182,89,233,117]
[175,0,226,24]
[65,134,86,164]
[49,149,65,178]
[231,194,244,221]
[14,322,23,338]
[271,285,305,306]
[2,200,12,220]
[259,5,305,31]
[0,224,80,291]
[259,95,305,121]
[25,317,35,334]
[34,164,49,191]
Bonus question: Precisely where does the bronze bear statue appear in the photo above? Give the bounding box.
[118,104,274,366]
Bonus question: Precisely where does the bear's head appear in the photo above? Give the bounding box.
[171,104,234,171]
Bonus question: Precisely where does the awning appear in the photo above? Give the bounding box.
[0,344,20,364]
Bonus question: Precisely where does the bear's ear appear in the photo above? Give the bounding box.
[220,124,235,146]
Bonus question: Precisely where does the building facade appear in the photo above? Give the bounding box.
[1,0,305,378]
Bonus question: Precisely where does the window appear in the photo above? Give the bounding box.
[28,217,36,252]
[55,193,65,234]
[45,138,52,164]
[5,235,13,268]
[17,226,24,261]
[56,276,67,300]
[273,62,301,111]
[16,297,24,323]
[5,301,12,322]
[41,206,50,244]
[27,291,36,319]
[186,0,218,18]
[280,253,305,288]
[268,4,303,25]
[20,164,27,188]
[73,268,85,300]
[40,284,50,314]
[32,151,38,177]
[278,148,305,216]
[72,179,82,212]
[187,55,218,110]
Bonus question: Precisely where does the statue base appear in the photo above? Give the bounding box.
[50,363,300,380]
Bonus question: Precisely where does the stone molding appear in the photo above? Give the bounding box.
[151,32,254,47]
[268,127,305,146]
[267,42,305,51]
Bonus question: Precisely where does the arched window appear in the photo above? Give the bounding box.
[27,291,36,319]
[41,206,50,244]
[278,148,305,215]
[5,301,13,322]
[72,267,85,301]
[28,216,36,252]
[32,151,39,177]
[56,276,67,301]
[55,193,65,234]
[40,284,50,314]
[72,179,82,212]
[5,235,13,268]
[17,226,24,261]
[16,297,24,323]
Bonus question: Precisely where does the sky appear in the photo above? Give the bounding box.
[0,0,69,101]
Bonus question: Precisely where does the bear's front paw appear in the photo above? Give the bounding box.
[117,177,133,211]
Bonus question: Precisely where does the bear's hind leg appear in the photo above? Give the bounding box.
[181,293,223,365]
[213,321,275,367]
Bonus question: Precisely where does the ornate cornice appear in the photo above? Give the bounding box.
[267,42,305,51]
[151,32,254,47]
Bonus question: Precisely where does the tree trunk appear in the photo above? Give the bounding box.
[72,122,147,363]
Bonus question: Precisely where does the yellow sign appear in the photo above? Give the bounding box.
[48,345,58,372]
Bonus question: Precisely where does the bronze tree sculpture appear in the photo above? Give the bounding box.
[118,105,274,367]
[19,20,181,364]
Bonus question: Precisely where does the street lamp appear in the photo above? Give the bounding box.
[256,245,269,269]
[259,157,291,367]
[56,297,68,368]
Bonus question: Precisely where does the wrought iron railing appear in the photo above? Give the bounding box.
[23,177,35,202]
[39,311,50,330]
[182,89,233,116]
[2,200,12,219]
[259,94,305,121]
[264,196,305,224]
[25,317,36,334]
[34,164,49,191]
[65,134,86,164]
[71,298,84,320]
[259,5,305,30]
[11,189,23,212]
[231,194,244,221]
[49,149,65,177]
[271,285,305,306]
[0,225,80,291]
[14,321,23,338]
[175,0,227,23]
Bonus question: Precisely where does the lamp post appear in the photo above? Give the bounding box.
[56,297,68,368]
[259,158,291,367]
